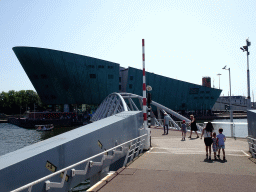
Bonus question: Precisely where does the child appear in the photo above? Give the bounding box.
[181,120,187,140]
[217,128,226,161]
[212,132,218,160]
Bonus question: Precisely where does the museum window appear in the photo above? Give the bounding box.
[51,95,57,99]
[130,76,134,80]
[108,66,113,69]
[44,95,50,100]
[205,97,209,99]
[189,88,199,94]
[206,91,210,94]
[129,84,133,89]
[90,74,96,78]
[98,65,104,68]
[200,91,204,93]
[119,85,122,90]
[119,77,121,82]
[33,75,39,79]
[108,74,114,79]
[41,74,47,79]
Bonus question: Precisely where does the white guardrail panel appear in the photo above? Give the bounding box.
[11,134,148,192]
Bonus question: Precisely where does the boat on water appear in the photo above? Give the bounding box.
[35,124,54,131]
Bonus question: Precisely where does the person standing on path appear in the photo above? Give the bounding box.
[163,113,171,135]
[212,132,218,160]
[217,128,226,161]
[201,122,213,160]
[188,115,199,138]
[181,120,187,140]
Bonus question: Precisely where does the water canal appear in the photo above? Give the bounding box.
[0,123,90,191]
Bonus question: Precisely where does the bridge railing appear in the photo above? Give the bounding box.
[156,119,204,133]
[247,136,256,158]
[203,122,248,138]
[11,134,148,192]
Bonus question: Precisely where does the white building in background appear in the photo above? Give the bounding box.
[212,96,249,111]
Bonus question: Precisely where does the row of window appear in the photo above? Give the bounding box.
[30,74,48,79]
[189,88,211,94]
[194,97,214,100]
[119,84,133,90]
[89,74,114,79]
[43,95,57,100]
[87,65,114,69]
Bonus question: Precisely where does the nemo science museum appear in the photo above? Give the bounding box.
[13,46,222,113]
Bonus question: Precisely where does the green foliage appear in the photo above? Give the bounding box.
[0,90,46,115]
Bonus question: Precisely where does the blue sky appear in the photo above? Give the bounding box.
[1,0,256,100]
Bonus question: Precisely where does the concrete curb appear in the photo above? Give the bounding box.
[87,167,126,192]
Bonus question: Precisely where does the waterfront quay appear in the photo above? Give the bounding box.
[90,127,256,192]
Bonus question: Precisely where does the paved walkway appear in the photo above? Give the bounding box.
[90,128,256,192]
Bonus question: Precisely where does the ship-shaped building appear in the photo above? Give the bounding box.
[13,47,222,112]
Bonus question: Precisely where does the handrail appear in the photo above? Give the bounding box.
[204,122,248,125]
[11,133,148,192]
[247,136,256,158]
[247,136,256,141]
[156,119,203,132]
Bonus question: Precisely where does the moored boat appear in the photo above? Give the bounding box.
[35,124,54,131]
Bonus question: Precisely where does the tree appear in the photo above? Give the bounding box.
[0,90,46,114]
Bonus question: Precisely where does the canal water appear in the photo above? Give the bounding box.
[0,123,80,156]
[0,123,88,191]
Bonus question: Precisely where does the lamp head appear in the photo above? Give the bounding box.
[246,39,251,46]
[222,65,227,70]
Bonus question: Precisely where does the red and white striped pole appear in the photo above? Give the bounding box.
[142,39,147,127]
[142,39,150,150]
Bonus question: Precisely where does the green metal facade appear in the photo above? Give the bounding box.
[13,47,221,110]
[13,47,119,105]
[126,67,221,111]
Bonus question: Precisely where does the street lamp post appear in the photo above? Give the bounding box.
[222,65,234,137]
[240,38,251,109]
[217,73,222,89]
[146,85,152,128]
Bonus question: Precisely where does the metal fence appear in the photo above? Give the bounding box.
[204,122,248,138]
[247,137,256,158]
[156,119,204,133]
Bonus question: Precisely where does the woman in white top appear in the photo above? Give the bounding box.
[201,122,214,160]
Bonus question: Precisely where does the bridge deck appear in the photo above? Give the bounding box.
[91,127,256,192]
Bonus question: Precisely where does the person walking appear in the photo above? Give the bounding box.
[212,132,218,160]
[163,113,171,135]
[181,120,187,140]
[188,115,199,138]
[217,128,226,161]
[201,122,214,160]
